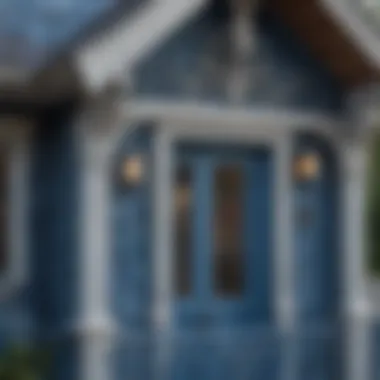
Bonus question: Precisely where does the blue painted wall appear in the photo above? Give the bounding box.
[111,126,154,380]
[30,102,80,380]
[111,125,153,330]
[294,133,340,323]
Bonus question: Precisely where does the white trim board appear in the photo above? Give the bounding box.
[320,0,380,69]
[123,99,341,139]
[74,0,208,93]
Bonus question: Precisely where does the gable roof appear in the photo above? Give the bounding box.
[1,0,380,103]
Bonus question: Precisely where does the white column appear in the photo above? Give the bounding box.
[274,134,296,380]
[153,128,173,330]
[340,138,372,380]
[274,135,295,329]
[152,127,173,380]
[77,100,121,380]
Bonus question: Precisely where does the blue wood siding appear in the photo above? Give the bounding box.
[135,9,344,114]
[111,125,154,380]
[111,125,153,330]
[30,103,80,380]
[294,133,340,323]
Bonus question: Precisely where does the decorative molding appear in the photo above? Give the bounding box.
[226,0,259,102]
[229,0,258,59]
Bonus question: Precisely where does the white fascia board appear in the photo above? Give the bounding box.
[74,0,208,94]
[320,0,380,69]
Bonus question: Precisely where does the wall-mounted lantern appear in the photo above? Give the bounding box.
[120,154,145,188]
[293,152,321,182]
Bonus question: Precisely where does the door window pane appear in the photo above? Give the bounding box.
[174,164,192,296]
[214,165,243,296]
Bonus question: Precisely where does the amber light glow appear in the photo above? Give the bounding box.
[121,155,144,186]
[294,153,321,182]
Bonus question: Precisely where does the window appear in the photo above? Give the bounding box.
[214,165,244,296]
[174,159,246,298]
[174,164,193,295]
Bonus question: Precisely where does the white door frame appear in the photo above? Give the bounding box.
[152,113,296,334]
[152,116,296,380]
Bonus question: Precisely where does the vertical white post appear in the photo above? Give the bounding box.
[340,139,372,380]
[152,127,173,380]
[78,105,117,380]
[274,134,296,380]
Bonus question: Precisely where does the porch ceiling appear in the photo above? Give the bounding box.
[268,0,380,88]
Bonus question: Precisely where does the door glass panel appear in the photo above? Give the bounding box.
[174,164,192,296]
[214,165,243,296]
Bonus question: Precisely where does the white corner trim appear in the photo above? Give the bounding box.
[0,119,32,300]
[320,0,380,68]
[74,0,208,93]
